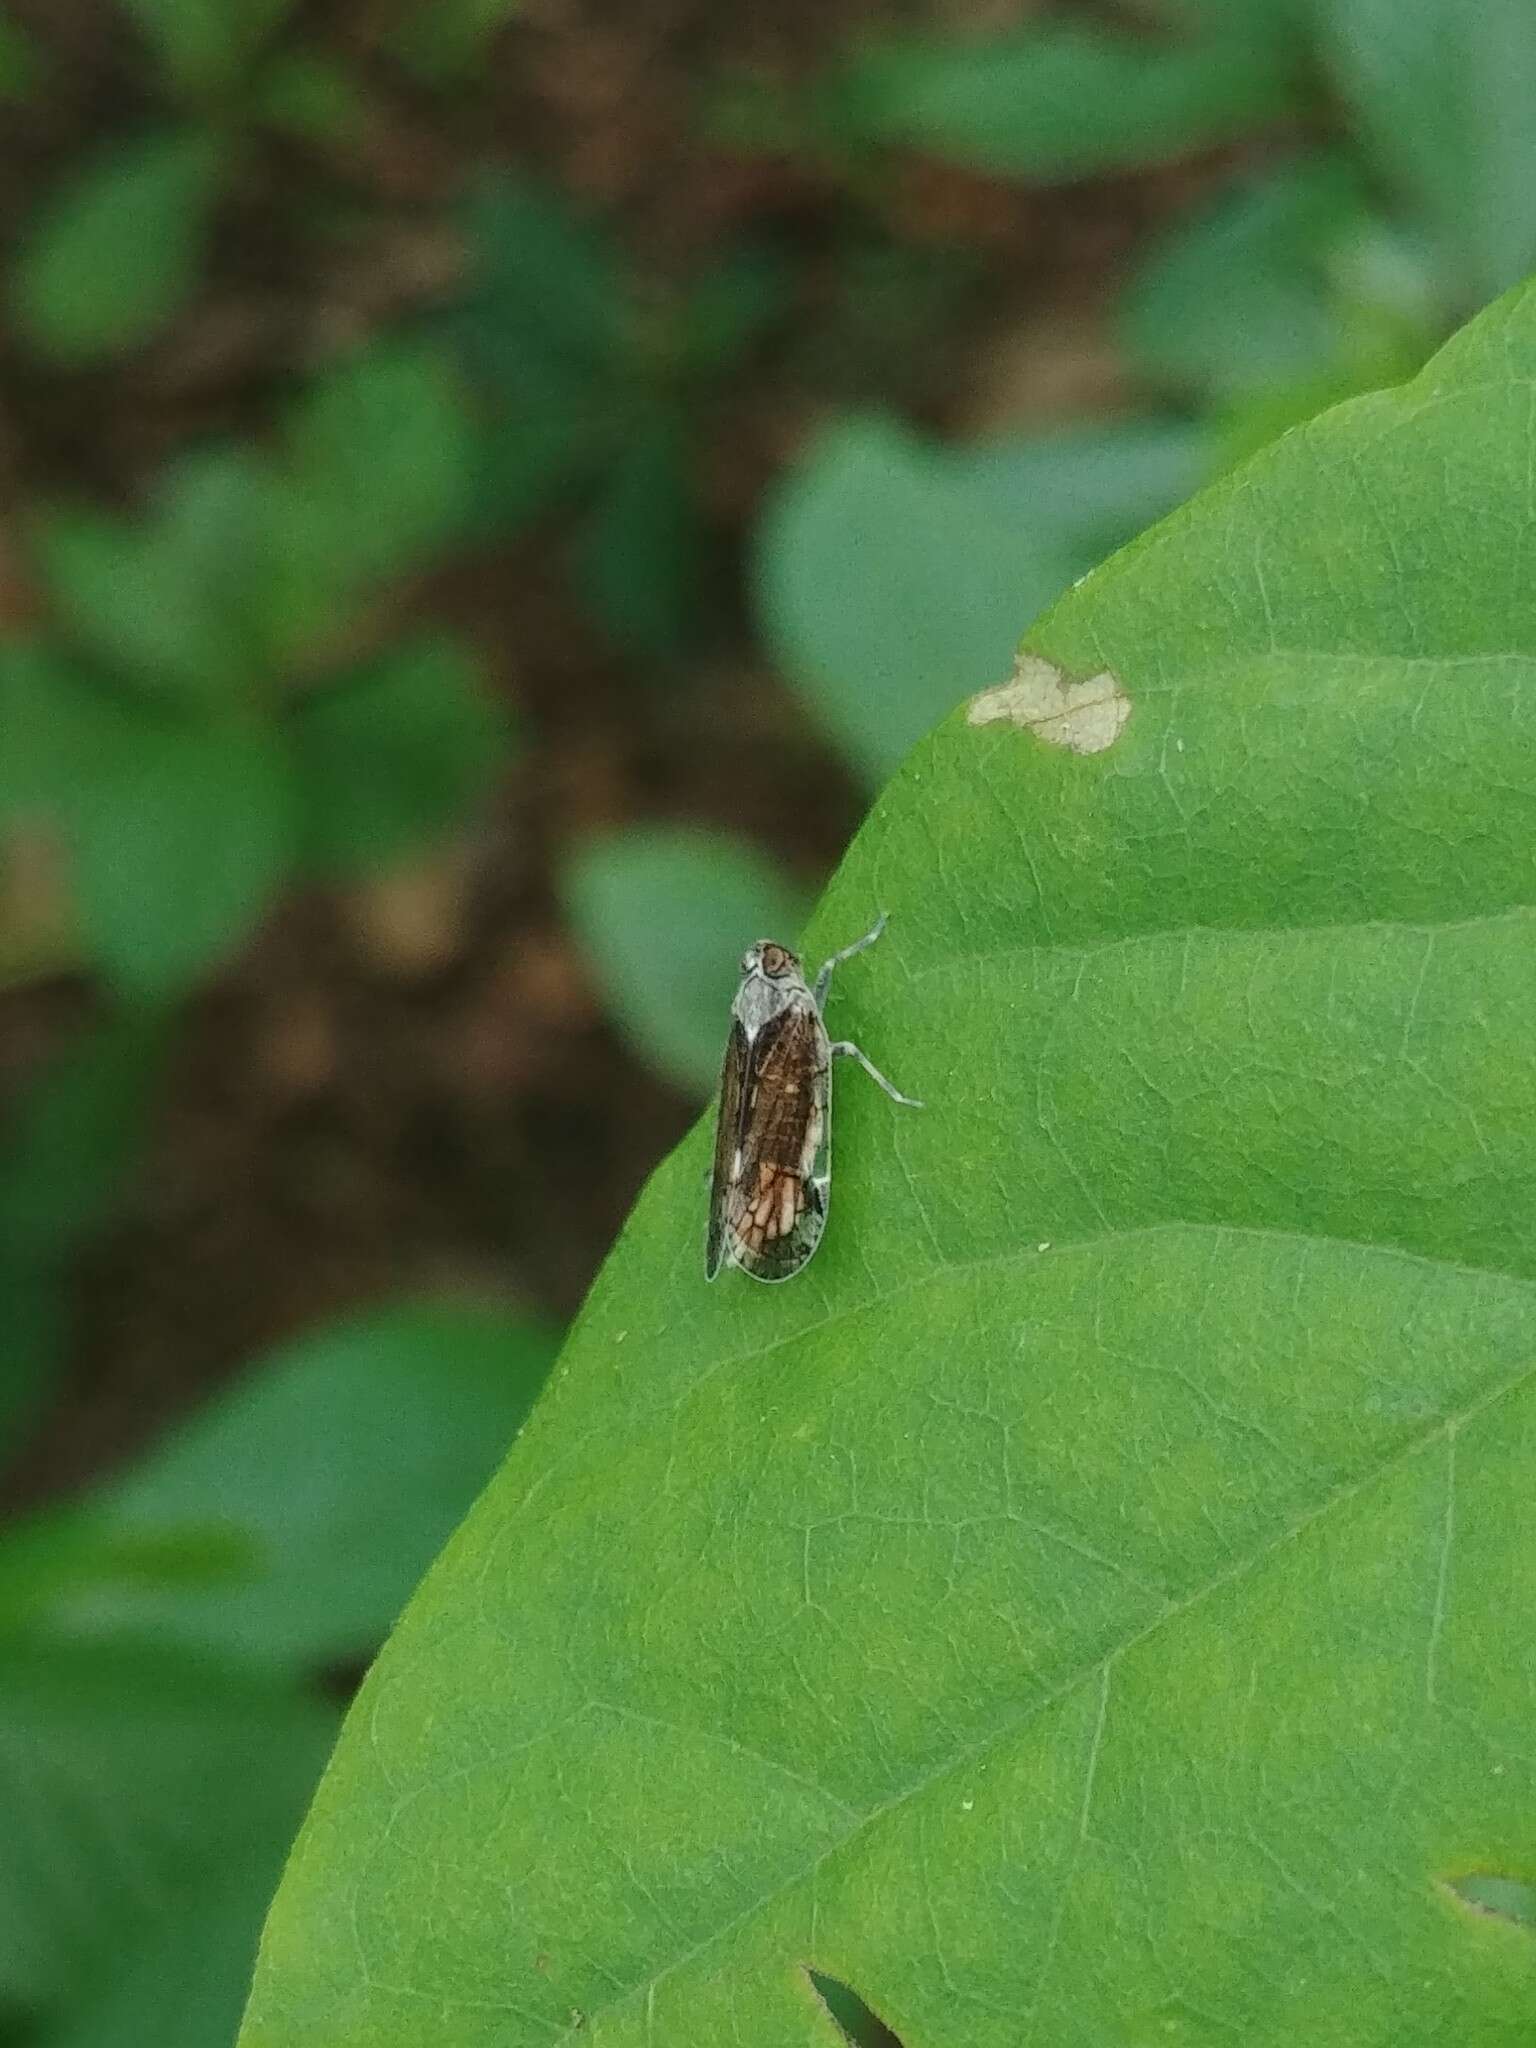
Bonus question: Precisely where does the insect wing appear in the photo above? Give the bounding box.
[707,1017,752,1279]
[724,1003,829,1282]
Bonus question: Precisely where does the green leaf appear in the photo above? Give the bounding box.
[1309,0,1536,305]
[458,174,626,386]
[244,282,1536,2045]
[249,50,373,144]
[0,7,40,100]
[672,247,789,377]
[1148,0,1301,45]
[758,412,1203,779]
[52,1835,320,2048]
[1120,154,1396,399]
[0,644,109,819]
[63,707,296,998]
[119,0,298,93]
[836,22,1296,178]
[0,1641,332,2028]
[0,1268,62,1470]
[0,996,157,1460]
[11,129,224,364]
[0,1514,251,1636]
[569,415,706,656]
[283,345,470,588]
[385,0,521,81]
[452,175,631,532]
[48,1300,558,1667]
[563,827,809,1095]
[288,637,507,877]
[36,448,293,702]
[0,1009,168,1270]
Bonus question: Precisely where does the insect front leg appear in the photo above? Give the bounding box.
[827,1040,923,1108]
[813,912,888,1007]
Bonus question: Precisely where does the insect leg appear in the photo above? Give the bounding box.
[827,1040,923,1108]
[813,912,888,1007]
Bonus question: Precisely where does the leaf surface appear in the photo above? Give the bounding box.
[242,283,1536,2046]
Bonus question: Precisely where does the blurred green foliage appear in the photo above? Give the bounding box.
[13,128,226,362]
[2,344,504,1000]
[2,1,1535,2041]
[450,175,786,655]
[0,1296,555,2046]
[0,8,40,101]
[800,18,1296,177]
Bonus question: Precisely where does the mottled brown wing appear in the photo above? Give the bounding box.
[724,1004,828,1282]
[706,1017,751,1278]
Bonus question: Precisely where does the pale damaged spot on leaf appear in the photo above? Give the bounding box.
[967,654,1131,754]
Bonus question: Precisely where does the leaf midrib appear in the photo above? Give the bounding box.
[520,1226,1536,2043]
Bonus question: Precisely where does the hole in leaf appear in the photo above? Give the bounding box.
[1444,1873,1536,1929]
[807,1970,906,2047]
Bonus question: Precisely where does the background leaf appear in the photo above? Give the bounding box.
[282,346,471,589]
[0,5,39,100]
[569,415,705,657]
[757,412,1203,779]
[385,0,522,81]
[563,825,809,1096]
[0,1011,168,1274]
[242,281,1536,2048]
[289,638,507,878]
[249,50,373,146]
[11,129,224,364]
[452,175,630,532]
[835,22,1296,177]
[1120,154,1391,398]
[49,1300,559,1667]
[36,454,277,703]
[0,1010,169,1464]
[63,710,295,999]
[119,0,299,94]
[0,1643,333,2026]
[1309,0,1536,305]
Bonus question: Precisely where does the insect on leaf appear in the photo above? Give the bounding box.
[242,283,1536,2048]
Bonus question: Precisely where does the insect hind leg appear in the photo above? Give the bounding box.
[813,912,888,1007]
[828,1039,923,1108]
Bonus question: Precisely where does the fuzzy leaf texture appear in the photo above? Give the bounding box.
[240,281,1536,2046]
